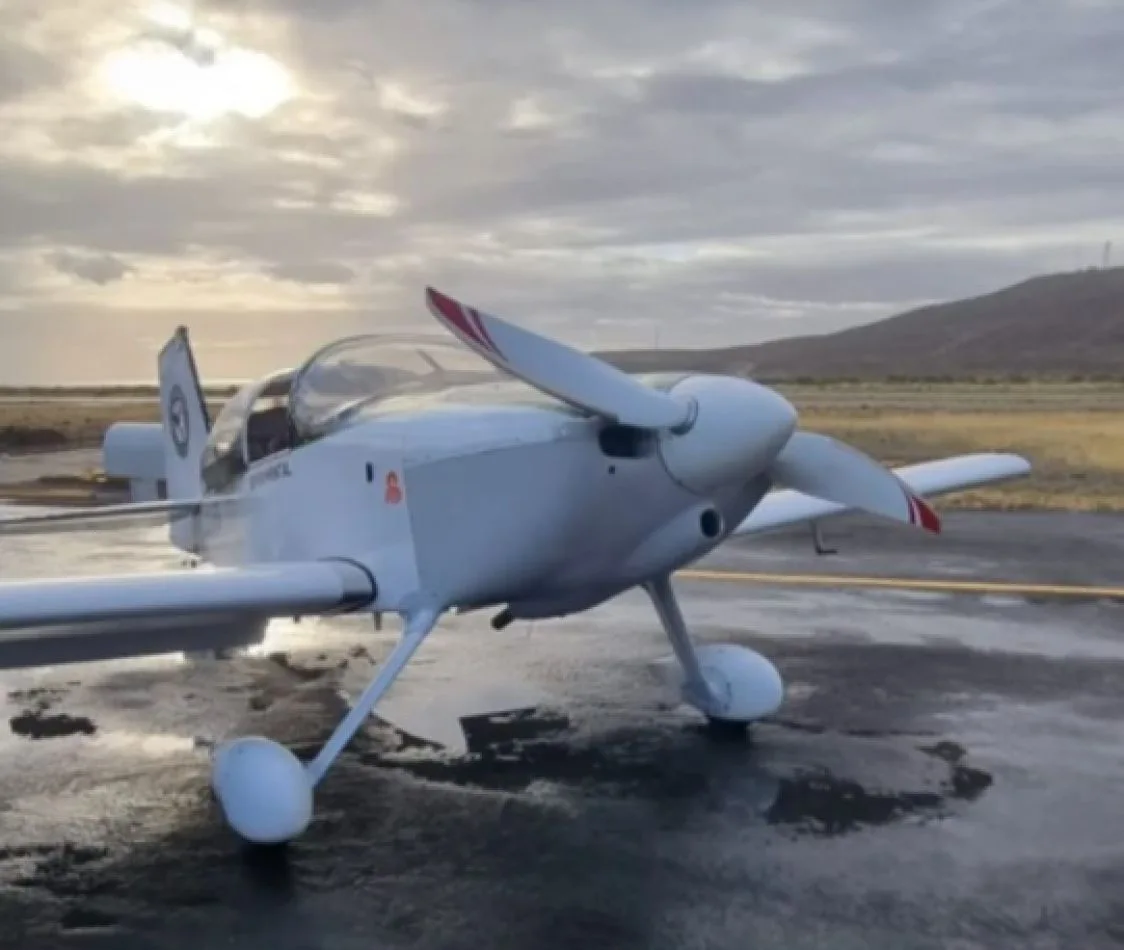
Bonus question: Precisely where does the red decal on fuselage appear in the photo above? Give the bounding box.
[385,471,403,505]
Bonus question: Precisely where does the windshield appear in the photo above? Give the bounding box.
[200,381,256,472]
[200,369,294,491]
[288,333,532,439]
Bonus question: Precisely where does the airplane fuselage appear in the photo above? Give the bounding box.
[197,402,772,620]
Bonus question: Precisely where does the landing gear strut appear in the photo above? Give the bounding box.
[644,574,721,715]
[210,606,439,844]
[643,574,785,733]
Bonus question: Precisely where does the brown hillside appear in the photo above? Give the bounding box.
[599,266,1124,380]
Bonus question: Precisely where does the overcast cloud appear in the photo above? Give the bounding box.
[2,0,1123,366]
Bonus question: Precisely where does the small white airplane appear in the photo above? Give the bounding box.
[0,287,1030,846]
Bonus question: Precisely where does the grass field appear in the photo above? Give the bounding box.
[1,381,1123,511]
[781,382,1124,510]
[0,399,223,453]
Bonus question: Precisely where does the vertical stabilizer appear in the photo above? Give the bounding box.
[157,327,210,550]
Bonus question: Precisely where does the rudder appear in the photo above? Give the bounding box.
[158,327,210,550]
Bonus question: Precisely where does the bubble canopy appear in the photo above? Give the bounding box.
[198,331,688,492]
[287,333,530,439]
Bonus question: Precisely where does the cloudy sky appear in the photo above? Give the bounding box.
[2,0,1122,381]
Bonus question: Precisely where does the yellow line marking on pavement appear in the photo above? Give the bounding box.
[676,569,1124,599]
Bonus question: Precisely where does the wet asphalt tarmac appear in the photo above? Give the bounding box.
[0,510,1122,948]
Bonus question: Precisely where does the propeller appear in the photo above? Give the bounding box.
[426,287,695,430]
[425,288,940,534]
[768,431,941,533]
[426,287,798,491]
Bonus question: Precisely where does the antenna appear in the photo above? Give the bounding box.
[1104,241,1113,268]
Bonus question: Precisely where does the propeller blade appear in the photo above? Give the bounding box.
[768,431,941,534]
[425,287,692,430]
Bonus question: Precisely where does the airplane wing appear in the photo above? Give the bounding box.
[0,561,376,669]
[734,452,1030,536]
[0,561,375,632]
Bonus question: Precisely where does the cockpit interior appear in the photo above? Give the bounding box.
[200,369,297,492]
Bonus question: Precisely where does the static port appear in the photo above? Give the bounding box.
[699,507,723,539]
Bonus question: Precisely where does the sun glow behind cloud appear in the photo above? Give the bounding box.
[98,3,294,121]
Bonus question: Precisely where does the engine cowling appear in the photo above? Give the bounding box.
[620,502,726,581]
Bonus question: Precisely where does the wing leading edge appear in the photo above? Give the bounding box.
[734,452,1031,536]
[0,560,375,632]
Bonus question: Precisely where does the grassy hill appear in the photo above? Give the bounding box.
[600,266,1124,381]
[5,266,1121,396]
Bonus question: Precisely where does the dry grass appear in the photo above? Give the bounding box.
[776,380,1124,412]
[797,407,1124,511]
[773,379,1124,510]
[0,400,224,451]
[2,386,1123,511]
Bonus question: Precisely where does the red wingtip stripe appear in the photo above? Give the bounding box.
[426,287,498,356]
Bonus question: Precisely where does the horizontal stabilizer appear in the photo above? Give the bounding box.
[736,451,1030,536]
[0,498,217,537]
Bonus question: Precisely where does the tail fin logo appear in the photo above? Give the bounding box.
[168,385,190,459]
